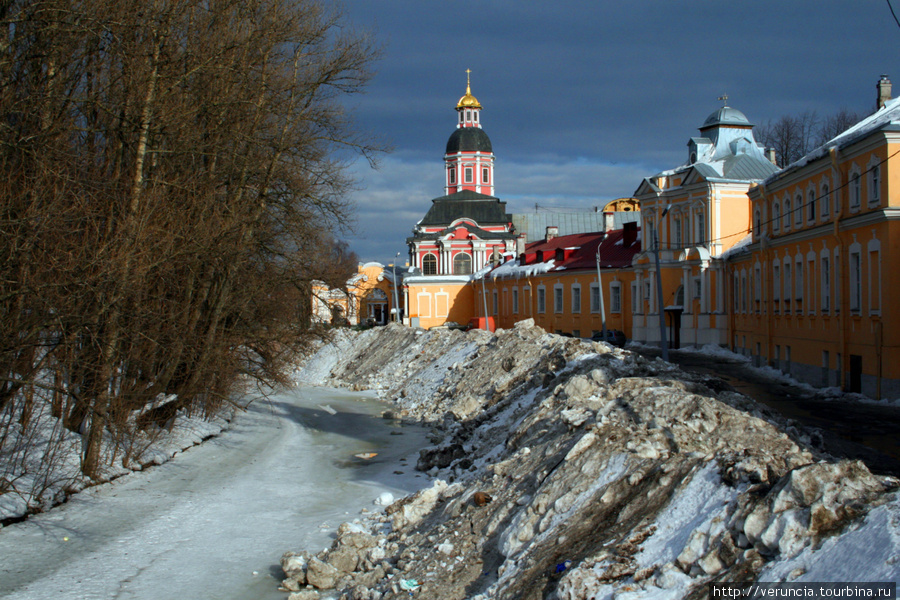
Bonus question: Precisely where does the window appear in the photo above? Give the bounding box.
[697,211,706,244]
[554,285,564,313]
[795,259,804,303]
[693,277,702,301]
[482,167,489,184]
[492,290,498,315]
[784,261,792,312]
[754,209,761,236]
[674,218,682,247]
[773,264,781,311]
[754,265,761,311]
[571,285,582,313]
[464,166,473,183]
[524,285,532,315]
[821,183,830,217]
[808,190,816,223]
[850,171,861,209]
[537,286,546,313]
[794,193,802,226]
[453,253,472,275]
[869,163,881,205]
[631,281,639,314]
[466,110,472,121]
[849,250,861,312]
[783,198,791,230]
[448,167,456,185]
[422,253,437,275]
[773,203,781,232]
[869,244,881,314]
[611,283,622,313]
[821,256,830,312]
[589,283,600,313]
[512,287,519,314]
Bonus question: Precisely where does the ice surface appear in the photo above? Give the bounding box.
[0,386,430,600]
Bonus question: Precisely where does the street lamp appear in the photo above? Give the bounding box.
[594,233,608,343]
[391,252,401,324]
[654,205,671,361]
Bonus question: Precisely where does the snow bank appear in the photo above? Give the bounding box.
[281,322,900,600]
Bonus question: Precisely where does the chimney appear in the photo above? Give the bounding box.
[516,233,526,258]
[545,226,558,242]
[766,147,777,166]
[603,211,615,232]
[878,75,892,110]
[623,221,637,247]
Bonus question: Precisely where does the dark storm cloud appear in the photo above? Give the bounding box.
[340,0,900,263]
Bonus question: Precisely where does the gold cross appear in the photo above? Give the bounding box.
[718,93,728,106]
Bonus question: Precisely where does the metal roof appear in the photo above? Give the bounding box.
[512,211,641,242]
[418,190,512,227]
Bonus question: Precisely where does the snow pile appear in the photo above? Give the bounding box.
[283,322,900,600]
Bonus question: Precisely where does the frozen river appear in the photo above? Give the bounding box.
[0,386,431,600]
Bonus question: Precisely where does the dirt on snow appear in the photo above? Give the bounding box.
[282,321,899,600]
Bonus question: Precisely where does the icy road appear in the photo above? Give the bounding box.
[0,386,431,600]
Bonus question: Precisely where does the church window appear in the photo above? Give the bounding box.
[466,110,472,122]
[482,167,489,184]
[453,252,472,275]
[449,168,456,184]
[464,167,473,183]
[474,111,479,123]
[422,253,437,275]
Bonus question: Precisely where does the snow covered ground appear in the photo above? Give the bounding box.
[0,385,431,600]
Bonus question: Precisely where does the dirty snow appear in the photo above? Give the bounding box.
[281,322,900,600]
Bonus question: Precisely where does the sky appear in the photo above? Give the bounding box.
[337,1,900,265]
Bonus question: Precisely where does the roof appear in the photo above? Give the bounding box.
[484,227,642,280]
[417,190,512,227]
[512,210,642,242]
[446,127,493,154]
[701,106,752,129]
[767,96,900,183]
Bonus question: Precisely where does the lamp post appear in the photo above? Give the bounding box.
[391,252,401,324]
[654,205,671,361]
[595,233,608,342]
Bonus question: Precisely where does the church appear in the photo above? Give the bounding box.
[402,73,521,329]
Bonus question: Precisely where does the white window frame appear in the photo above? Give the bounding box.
[537,285,546,314]
[849,246,862,313]
[794,192,803,227]
[868,157,881,207]
[571,284,582,314]
[783,197,792,231]
[773,202,781,233]
[610,282,622,313]
[553,284,564,314]
[820,180,830,218]
[850,167,862,211]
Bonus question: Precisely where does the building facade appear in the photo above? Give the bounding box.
[728,88,900,398]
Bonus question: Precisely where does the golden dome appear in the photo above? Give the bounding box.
[456,69,482,109]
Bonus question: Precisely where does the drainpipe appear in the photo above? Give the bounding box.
[830,147,847,389]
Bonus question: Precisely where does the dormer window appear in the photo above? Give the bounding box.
[690,152,697,164]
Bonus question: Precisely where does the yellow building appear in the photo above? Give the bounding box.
[728,88,900,397]
[311,262,397,327]
[631,102,778,349]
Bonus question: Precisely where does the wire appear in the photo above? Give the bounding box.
[888,0,900,31]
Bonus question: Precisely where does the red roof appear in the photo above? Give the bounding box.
[519,226,641,271]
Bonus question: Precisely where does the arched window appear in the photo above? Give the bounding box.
[422,253,437,275]
[808,190,816,223]
[783,199,791,230]
[821,183,830,217]
[850,171,861,208]
[453,252,472,275]
[794,193,802,226]
[773,203,781,232]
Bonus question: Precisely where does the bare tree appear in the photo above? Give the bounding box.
[0,0,382,480]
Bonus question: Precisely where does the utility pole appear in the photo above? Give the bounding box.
[595,233,608,342]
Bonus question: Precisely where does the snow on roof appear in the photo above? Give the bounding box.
[720,233,753,260]
[768,96,900,182]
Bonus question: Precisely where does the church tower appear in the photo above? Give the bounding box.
[444,70,495,196]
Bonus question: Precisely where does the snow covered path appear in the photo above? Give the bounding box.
[0,386,430,600]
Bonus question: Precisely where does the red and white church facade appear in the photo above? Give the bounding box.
[403,73,520,327]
